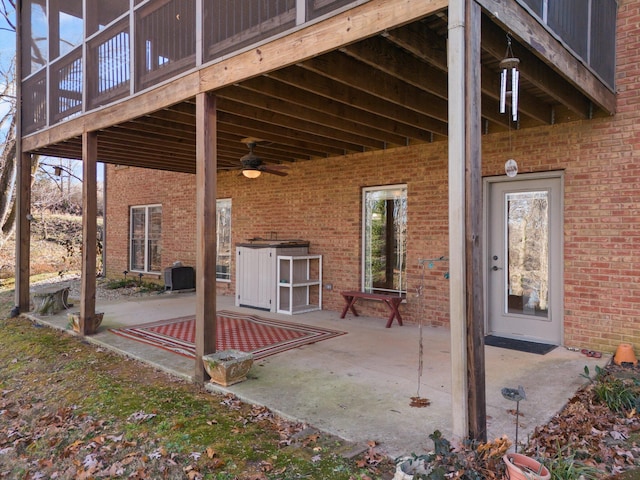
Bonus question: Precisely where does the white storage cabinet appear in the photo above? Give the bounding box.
[277,255,323,314]
[235,243,308,312]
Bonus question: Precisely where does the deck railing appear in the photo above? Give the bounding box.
[22,69,46,135]
[137,0,197,89]
[87,19,131,109]
[50,46,82,124]
[204,0,296,60]
[22,0,617,135]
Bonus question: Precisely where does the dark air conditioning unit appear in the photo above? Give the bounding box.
[164,265,195,292]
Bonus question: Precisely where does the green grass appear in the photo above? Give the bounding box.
[0,284,392,479]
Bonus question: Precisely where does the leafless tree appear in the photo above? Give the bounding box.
[0,0,40,249]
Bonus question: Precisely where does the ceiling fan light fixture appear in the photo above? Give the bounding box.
[242,168,261,178]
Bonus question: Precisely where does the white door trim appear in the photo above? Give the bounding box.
[483,171,565,344]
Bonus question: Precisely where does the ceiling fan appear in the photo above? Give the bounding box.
[239,139,288,178]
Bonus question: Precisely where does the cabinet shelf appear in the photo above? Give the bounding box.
[277,255,322,314]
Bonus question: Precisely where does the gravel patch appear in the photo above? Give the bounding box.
[29,274,162,302]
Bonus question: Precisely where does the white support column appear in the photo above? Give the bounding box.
[448,0,469,440]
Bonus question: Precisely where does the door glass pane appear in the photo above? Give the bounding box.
[506,191,549,318]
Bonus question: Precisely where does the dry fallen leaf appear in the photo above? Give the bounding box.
[410,396,430,407]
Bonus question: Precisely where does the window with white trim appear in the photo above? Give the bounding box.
[216,198,231,281]
[130,204,162,273]
[362,185,407,295]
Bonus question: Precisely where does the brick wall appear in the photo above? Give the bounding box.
[106,142,451,323]
[105,0,640,353]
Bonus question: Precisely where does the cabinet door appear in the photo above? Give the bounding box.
[236,247,275,310]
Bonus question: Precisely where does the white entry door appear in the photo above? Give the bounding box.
[486,175,563,344]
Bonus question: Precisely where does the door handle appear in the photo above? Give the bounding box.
[491,265,502,271]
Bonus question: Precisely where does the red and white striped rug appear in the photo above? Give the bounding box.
[109,310,346,360]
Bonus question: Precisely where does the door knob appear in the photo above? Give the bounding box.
[491,265,502,271]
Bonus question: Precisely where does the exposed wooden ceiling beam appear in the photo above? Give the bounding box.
[301,52,450,124]
[270,67,447,137]
[241,75,432,144]
[385,22,553,125]
[218,84,409,147]
[216,114,347,158]
[216,94,388,150]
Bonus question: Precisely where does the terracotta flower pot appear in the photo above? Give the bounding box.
[503,453,550,480]
[202,350,254,386]
[614,343,638,366]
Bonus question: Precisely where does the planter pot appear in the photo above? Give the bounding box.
[503,453,550,480]
[614,343,638,366]
[68,312,104,335]
[393,456,432,480]
[202,350,254,386]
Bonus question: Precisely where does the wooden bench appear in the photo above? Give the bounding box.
[32,286,71,315]
[340,291,404,328]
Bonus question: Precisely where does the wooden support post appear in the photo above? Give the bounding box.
[15,152,32,314]
[449,0,487,441]
[14,8,30,316]
[194,92,218,384]
[465,0,487,442]
[448,0,469,440]
[80,131,98,335]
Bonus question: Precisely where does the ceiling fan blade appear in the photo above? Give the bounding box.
[260,166,288,176]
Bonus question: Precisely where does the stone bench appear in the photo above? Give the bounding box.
[32,286,72,315]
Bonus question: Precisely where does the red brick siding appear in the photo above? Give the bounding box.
[105,0,640,353]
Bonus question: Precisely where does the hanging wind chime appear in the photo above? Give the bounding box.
[500,33,520,178]
[499,33,520,122]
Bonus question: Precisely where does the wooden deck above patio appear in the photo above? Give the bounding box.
[20,0,617,175]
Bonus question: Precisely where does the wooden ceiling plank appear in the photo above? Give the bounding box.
[341,35,448,100]
[145,108,196,127]
[217,133,310,160]
[301,51,450,123]
[96,140,194,164]
[93,145,195,172]
[100,130,196,155]
[113,121,196,143]
[385,21,448,71]
[217,85,406,147]
[216,120,344,158]
[218,144,294,166]
[242,75,435,143]
[217,99,373,152]
[268,67,448,137]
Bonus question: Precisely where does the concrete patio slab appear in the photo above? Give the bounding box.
[25,290,609,458]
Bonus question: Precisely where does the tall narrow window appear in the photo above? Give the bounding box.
[130,205,162,273]
[217,199,232,281]
[362,185,407,295]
